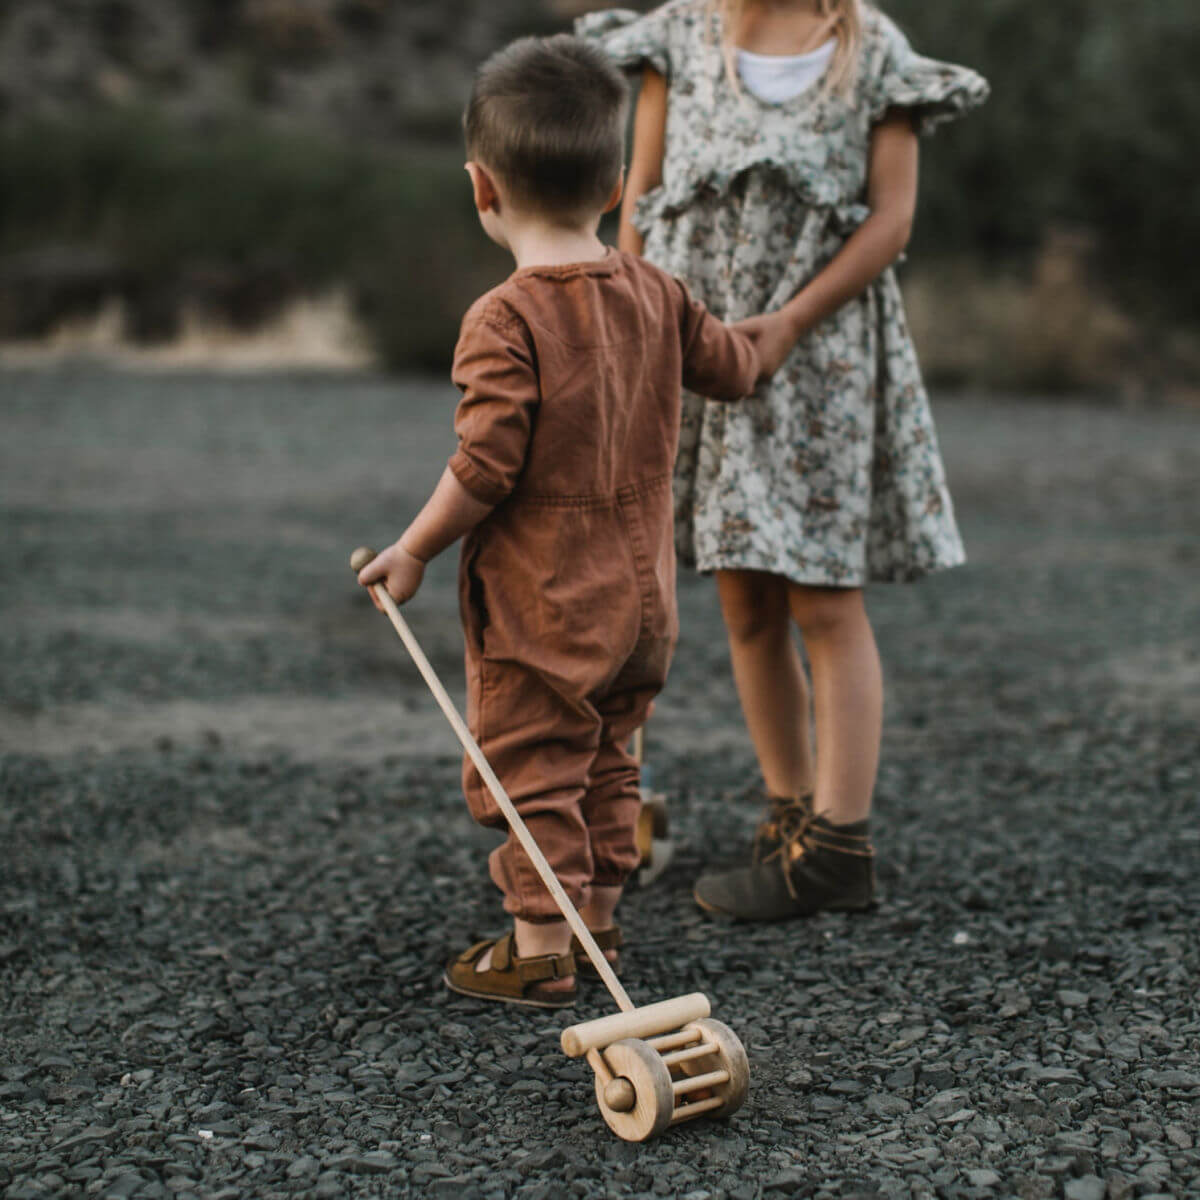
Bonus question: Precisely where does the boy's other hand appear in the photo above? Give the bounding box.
[357,541,425,610]
[730,311,798,382]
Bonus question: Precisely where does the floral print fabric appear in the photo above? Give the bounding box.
[577,1,989,585]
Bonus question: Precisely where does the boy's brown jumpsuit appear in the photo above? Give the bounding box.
[448,250,757,921]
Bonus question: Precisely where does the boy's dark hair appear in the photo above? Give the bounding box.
[464,34,629,217]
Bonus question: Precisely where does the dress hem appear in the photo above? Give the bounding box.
[683,549,967,588]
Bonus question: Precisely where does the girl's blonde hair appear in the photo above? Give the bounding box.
[710,0,863,96]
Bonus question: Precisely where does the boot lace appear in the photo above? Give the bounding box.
[754,795,812,865]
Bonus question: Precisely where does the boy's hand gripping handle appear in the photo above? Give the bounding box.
[349,546,634,1013]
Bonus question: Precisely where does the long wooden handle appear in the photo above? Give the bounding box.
[350,547,634,1013]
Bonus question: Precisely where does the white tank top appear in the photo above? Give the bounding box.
[736,38,836,103]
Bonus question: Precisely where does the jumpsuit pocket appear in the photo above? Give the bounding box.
[459,539,490,658]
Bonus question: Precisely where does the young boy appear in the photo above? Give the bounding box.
[358,34,760,1007]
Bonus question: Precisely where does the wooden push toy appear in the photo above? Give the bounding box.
[350,548,749,1141]
[632,726,675,888]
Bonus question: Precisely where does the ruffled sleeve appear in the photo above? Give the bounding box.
[866,13,989,135]
[575,6,672,80]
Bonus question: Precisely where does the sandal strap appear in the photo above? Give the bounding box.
[456,938,498,966]
[491,931,515,971]
[516,952,576,982]
[492,932,574,981]
[570,925,623,954]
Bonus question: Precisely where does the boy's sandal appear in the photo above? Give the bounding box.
[570,925,623,977]
[443,932,577,1009]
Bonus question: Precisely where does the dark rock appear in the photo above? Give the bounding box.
[55,1126,119,1152]
[326,1152,398,1175]
[765,1167,808,1190]
[1143,1070,1200,1090]
[921,1068,956,1091]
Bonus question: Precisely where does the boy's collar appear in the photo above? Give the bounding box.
[510,246,620,280]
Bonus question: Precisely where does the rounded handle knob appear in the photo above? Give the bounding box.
[603,1077,637,1113]
[349,546,378,572]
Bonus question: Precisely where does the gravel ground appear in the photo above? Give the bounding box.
[2,365,1198,1200]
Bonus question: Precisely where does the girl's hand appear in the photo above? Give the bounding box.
[357,540,425,610]
[731,311,801,381]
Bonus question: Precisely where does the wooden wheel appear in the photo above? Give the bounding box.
[594,1039,675,1142]
[635,794,669,866]
[674,1018,750,1119]
[642,793,669,839]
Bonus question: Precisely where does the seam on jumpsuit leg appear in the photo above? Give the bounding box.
[615,481,657,640]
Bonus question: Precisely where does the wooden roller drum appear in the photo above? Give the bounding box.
[562,999,750,1142]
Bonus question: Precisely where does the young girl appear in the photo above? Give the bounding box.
[577,0,988,919]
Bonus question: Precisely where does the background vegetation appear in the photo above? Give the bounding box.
[895,0,1200,323]
[0,0,1197,388]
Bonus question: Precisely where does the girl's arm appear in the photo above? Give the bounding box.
[735,110,919,375]
[618,67,668,255]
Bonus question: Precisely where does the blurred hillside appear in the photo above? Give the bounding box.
[0,0,570,140]
[1,0,1198,391]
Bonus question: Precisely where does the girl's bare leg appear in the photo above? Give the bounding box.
[692,578,881,920]
[716,569,814,799]
[787,585,882,825]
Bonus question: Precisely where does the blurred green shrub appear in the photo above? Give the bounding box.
[1,0,1197,372]
[0,109,507,368]
[889,0,1200,321]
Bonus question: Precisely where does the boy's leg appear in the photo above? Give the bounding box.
[451,653,614,999]
[462,652,603,927]
[576,649,668,956]
[580,736,642,901]
[576,738,639,970]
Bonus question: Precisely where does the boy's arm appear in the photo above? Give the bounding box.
[358,307,539,606]
[357,468,493,606]
[735,111,920,378]
[677,281,760,401]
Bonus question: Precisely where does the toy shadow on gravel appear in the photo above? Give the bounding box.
[1,367,1198,1200]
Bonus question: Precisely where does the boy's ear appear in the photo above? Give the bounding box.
[602,168,625,215]
[465,161,500,213]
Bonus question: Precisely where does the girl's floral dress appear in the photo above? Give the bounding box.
[578,1,989,585]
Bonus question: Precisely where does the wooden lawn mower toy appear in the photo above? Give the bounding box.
[350,547,750,1141]
[632,726,675,888]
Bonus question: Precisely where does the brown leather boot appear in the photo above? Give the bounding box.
[695,814,877,921]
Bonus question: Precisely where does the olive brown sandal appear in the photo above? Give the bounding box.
[694,814,877,921]
[570,925,623,977]
[443,932,577,1009]
[751,791,814,864]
